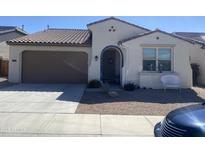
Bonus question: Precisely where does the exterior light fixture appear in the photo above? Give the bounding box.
[95,55,99,61]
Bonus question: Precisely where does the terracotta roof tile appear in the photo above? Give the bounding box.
[7,28,91,46]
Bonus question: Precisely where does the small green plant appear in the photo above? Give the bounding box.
[123,83,136,91]
[87,80,101,88]
[136,86,140,89]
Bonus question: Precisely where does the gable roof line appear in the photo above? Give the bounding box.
[0,26,27,35]
[119,29,195,45]
[87,17,151,31]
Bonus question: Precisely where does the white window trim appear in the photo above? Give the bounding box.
[142,47,173,72]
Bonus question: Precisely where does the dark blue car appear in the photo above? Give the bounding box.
[154,103,205,137]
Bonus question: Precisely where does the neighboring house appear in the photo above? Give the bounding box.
[0,26,27,77]
[0,26,27,59]
[6,17,205,88]
[173,32,205,85]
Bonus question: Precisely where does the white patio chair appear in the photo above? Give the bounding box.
[160,73,182,92]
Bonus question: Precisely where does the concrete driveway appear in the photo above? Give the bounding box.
[0,84,86,114]
[0,84,164,136]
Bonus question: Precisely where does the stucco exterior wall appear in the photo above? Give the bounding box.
[88,19,149,82]
[189,44,205,85]
[8,45,91,83]
[8,20,199,89]
[0,32,26,60]
[122,32,193,88]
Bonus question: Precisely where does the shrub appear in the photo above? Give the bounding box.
[136,86,140,89]
[87,80,101,88]
[191,63,200,86]
[123,83,136,91]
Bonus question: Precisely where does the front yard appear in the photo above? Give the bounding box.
[76,87,205,115]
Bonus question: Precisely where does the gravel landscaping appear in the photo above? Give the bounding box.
[76,88,205,115]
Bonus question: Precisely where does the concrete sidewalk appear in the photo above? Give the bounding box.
[0,113,164,136]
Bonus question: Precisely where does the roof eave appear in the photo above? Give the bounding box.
[6,42,91,47]
[15,28,28,35]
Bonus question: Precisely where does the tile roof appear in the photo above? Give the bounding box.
[0,26,27,35]
[173,32,205,45]
[7,28,92,46]
[87,17,151,31]
[119,29,195,45]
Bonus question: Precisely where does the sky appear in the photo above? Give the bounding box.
[0,16,205,33]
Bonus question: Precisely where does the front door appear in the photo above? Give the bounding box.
[101,49,120,83]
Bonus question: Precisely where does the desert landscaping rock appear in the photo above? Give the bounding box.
[76,88,204,115]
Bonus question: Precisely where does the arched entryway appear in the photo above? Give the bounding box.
[101,46,123,84]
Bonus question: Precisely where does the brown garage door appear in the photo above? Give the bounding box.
[22,51,88,83]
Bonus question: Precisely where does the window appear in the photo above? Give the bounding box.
[158,48,171,71]
[143,48,156,71]
[143,48,171,72]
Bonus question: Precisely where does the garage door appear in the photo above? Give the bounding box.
[22,51,88,83]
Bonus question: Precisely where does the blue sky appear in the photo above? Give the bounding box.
[0,16,205,33]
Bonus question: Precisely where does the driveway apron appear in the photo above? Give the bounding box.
[0,84,86,114]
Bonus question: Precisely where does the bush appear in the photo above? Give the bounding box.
[123,83,136,91]
[87,80,101,88]
[191,63,200,86]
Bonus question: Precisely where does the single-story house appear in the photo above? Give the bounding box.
[0,26,27,76]
[6,17,205,89]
